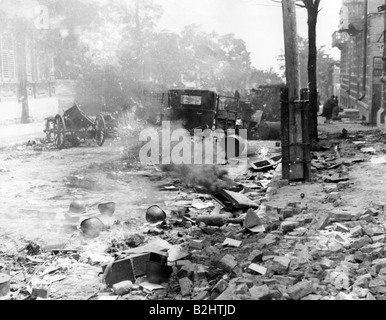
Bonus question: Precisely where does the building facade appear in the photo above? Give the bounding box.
[0,27,59,125]
[333,0,385,125]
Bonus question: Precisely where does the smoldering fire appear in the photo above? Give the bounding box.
[161,163,235,193]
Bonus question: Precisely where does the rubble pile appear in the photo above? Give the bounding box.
[4,128,386,300]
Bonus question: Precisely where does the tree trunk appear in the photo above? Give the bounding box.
[304,0,320,143]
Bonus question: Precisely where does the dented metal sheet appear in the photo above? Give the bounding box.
[215,189,259,209]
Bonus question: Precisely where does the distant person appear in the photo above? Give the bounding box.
[321,95,335,122]
[332,96,340,120]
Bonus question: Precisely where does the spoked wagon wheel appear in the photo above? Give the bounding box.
[95,114,106,147]
[44,118,55,143]
[54,115,66,149]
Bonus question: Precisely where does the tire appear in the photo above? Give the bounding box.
[44,118,55,143]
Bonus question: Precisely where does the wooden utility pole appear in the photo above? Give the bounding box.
[382,0,386,119]
[281,0,311,182]
[282,0,300,98]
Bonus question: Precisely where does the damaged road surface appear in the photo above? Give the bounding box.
[3,122,386,300]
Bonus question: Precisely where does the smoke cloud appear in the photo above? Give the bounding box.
[160,163,235,193]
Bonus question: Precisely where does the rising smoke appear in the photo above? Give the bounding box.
[160,163,235,193]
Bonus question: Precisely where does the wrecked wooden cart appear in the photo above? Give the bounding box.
[53,104,106,149]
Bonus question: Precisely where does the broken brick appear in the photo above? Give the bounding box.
[365,225,384,237]
[354,251,365,263]
[372,258,386,272]
[193,264,207,282]
[177,262,195,279]
[262,255,275,262]
[334,223,349,233]
[248,250,263,263]
[262,278,279,286]
[217,254,237,273]
[303,213,314,224]
[272,275,296,286]
[176,260,192,267]
[291,215,306,226]
[112,280,133,295]
[281,221,299,233]
[194,291,209,300]
[351,235,372,250]
[360,214,374,223]
[234,283,250,295]
[364,208,380,217]
[334,273,350,290]
[326,192,341,202]
[350,225,363,237]
[369,279,386,289]
[319,257,334,270]
[310,212,330,230]
[269,289,283,300]
[361,242,384,254]
[367,292,377,300]
[282,208,294,219]
[370,248,384,260]
[331,211,361,222]
[249,285,270,300]
[335,292,354,300]
[337,181,350,190]
[179,277,193,296]
[372,235,386,243]
[222,238,242,248]
[324,185,338,193]
[287,280,314,300]
[351,286,369,299]
[286,202,301,208]
[271,256,291,275]
[305,264,325,280]
[190,240,204,250]
[235,278,255,288]
[354,274,372,288]
[329,241,344,252]
[248,264,267,275]
[212,279,228,294]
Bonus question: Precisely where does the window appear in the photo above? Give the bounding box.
[0,34,17,82]
[181,95,202,105]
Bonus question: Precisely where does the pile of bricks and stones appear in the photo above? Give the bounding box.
[99,132,386,301]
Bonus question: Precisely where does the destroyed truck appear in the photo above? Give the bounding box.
[160,89,238,132]
[160,88,244,158]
